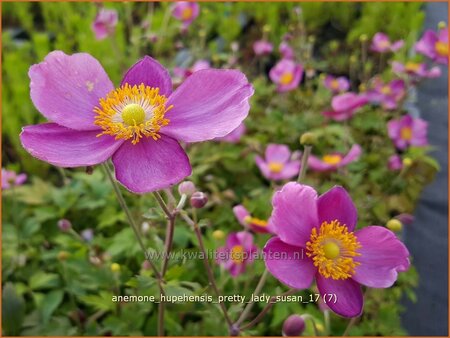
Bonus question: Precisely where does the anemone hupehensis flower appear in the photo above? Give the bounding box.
[263,183,410,317]
[20,51,253,193]
[255,144,301,181]
[233,204,275,234]
[308,144,362,172]
[387,114,428,150]
[415,28,448,65]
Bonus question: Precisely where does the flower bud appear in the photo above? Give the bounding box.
[57,219,72,232]
[57,251,70,261]
[396,213,414,225]
[358,83,367,92]
[141,221,151,234]
[262,24,271,33]
[282,314,305,336]
[178,181,196,196]
[300,132,316,146]
[111,263,121,272]
[402,157,413,167]
[190,192,208,208]
[212,230,225,240]
[438,21,447,29]
[386,219,403,232]
[350,55,357,63]
[141,260,152,270]
[81,228,94,242]
[359,34,368,42]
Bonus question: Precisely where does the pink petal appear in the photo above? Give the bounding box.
[121,56,172,97]
[353,226,410,288]
[112,135,191,193]
[20,123,122,167]
[279,161,301,180]
[29,51,114,131]
[233,205,250,227]
[255,155,274,180]
[339,144,362,166]
[265,144,291,163]
[270,182,318,247]
[308,155,334,171]
[162,70,253,142]
[263,237,316,289]
[316,274,363,318]
[317,186,357,231]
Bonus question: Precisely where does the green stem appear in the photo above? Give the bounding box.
[297,145,312,183]
[342,316,358,336]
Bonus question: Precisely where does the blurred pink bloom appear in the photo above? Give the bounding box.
[322,93,367,121]
[255,144,301,181]
[366,78,406,110]
[387,115,428,150]
[173,60,210,80]
[233,205,275,234]
[308,144,362,172]
[392,61,442,79]
[395,213,415,225]
[279,41,294,59]
[216,231,257,277]
[269,59,303,92]
[91,8,118,40]
[370,33,404,53]
[323,75,350,93]
[253,39,273,56]
[214,122,246,143]
[2,168,27,190]
[388,154,403,171]
[415,28,448,65]
[171,2,200,28]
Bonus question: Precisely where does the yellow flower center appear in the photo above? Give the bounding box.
[379,40,390,49]
[322,154,342,165]
[381,85,391,95]
[231,245,245,264]
[330,79,340,90]
[435,41,449,56]
[244,215,268,227]
[280,72,294,85]
[181,7,193,20]
[401,126,412,141]
[268,161,284,173]
[306,220,361,280]
[405,62,421,72]
[94,83,171,145]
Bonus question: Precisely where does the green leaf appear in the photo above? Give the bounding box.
[40,290,64,324]
[2,283,25,335]
[29,272,60,290]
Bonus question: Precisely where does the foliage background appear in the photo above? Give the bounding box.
[2,2,435,336]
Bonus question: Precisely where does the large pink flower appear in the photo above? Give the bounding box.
[387,114,428,150]
[370,33,404,53]
[308,144,362,172]
[415,28,448,65]
[20,51,253,193]
[216,231,258,277]
[269,59,303,92]
[322,93,367,121]
[91,8,118,40]
[263,183,409,317]
[255,144,301,181]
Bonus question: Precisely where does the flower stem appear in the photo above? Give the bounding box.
[161,215,176,276]
[302,314,320,336]
[342,316,358,336]
[235,269,269,326]
[297,145,312,183]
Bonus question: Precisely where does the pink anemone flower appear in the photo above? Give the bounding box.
[253,40,273,56]
[216,231,258,277]
[415,28,448,65]
[263,183,410,317]
[171,2,200,29]
[279,41,294,59]
[20,51,253,193]
[2,168,27,190]
[387,154,403,171]
[269,59,303,92]
[255,144,301,181]
[308,144,362,172]
[91,8,118,40]
[387,114,428,150]
[365,78,405,110]
[233,204,275,234]
[323,75,350,94]
[214,122,246,143]
[322,93,367,121]
[392,61,441,80]
[370,33,404,53]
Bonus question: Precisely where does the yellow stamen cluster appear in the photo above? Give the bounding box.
[380,85,391,95]
[306,220,361,280]
[405,62,421,73]
[330,79,340,90]
[279,72,294,85]
[435,41,449,57]
[181,7,193,20]
[244,215,268,228]
[322,154,342,165]
[231,245,245,264]
[401,126,412,141]
[268,161,284,173]
[94,83,171,145]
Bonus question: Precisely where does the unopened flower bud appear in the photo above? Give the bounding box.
[359,34,368,42]
[282,314,305,336]
[81,228,94,242]
[141,260,152,270]
[57,251,70,261]
[212,230,225,240]
[438,21,447,29]
[178,181,196,196]
[57,219,72,232]
[329,40,339,51]
[111,263,121,272]
[396,213,414,225]
[350,55,357,63]
[300,132,316,146]
[262,24,271,33]
[402,157,413,167]
[386,219,403,232]
[190,192,208,208]
[141,221,151,234]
